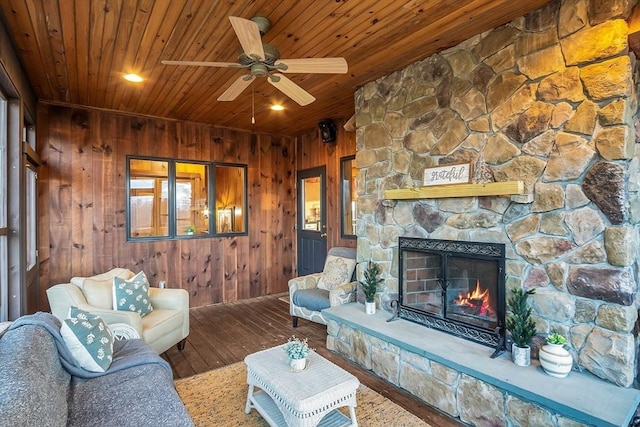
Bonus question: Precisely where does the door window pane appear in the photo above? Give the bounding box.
[302,177,321,231]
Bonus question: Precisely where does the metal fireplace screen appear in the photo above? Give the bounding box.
[397,237,506,356]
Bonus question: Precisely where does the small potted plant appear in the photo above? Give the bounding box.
[539,332,572,378]
[505,288,536,366]
[283,336,312,372]
[360,261,383,314]
[546,332,567,346]
[185,225,196,235]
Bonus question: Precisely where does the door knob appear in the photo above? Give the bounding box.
[320,233,327,238]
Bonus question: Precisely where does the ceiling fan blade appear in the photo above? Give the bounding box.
[275,58,348,74]
[162,60,244,68]
[268,73,315,106]
[229,16,265,61]
[217,75,255,101]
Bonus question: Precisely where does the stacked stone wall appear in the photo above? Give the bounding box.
[354,0,640,387]
[327,320,589,426]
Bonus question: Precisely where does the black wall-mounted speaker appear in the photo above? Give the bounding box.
[318,119,337,143]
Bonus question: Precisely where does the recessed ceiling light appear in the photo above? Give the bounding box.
[124,73,143,82]
[271,104,284,111]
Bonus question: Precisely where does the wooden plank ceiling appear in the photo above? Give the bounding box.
[0,0,552,136]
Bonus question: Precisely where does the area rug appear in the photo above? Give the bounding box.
[175,362,430,426]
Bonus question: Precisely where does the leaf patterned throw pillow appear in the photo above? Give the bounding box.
[113,270,154,317]
[60,307,114,372]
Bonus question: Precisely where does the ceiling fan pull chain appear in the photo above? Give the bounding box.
[251,86,255,125]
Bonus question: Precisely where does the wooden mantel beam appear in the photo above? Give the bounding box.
[384,181,525,200]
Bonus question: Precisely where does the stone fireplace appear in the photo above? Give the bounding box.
[396,237,506,355]
[354,0,639,389]
[333,0,640,424]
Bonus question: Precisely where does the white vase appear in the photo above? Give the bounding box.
[289,357,306,372]
[365,301,376,314]
[539,343,572,378]
[511,343,531,367]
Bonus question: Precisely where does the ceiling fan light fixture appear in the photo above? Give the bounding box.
[251,63,269,77]
[271,104,284,111]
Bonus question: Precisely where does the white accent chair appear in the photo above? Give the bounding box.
[289,247,357,327]
[46,268,189,355]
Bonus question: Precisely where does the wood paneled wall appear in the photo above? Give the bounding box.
[297,119,357,251]
[37,104,296,309]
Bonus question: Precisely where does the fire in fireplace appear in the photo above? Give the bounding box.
[393,237,506,356]
[451,280,495,319]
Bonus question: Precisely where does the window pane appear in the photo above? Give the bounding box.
[341,156,357,237]
[128,159,169,237]
[0,93,6,228]
[215,165,246,234]
[127,158,247,239]
[176,162,209,236]
[26,166,37,269]
[23,123,35,150]
[0,92,7,321]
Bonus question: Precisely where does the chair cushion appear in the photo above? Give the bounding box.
[71,268,134,287]
[60,307,114,372]
[141,309,184,344]
[317,255,357,291]
[327,247,356,259]
[292,288,330,312]
[113,271,153,317]
[76,269,136,310]
[82,278,114,310]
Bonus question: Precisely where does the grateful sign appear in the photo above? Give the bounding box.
[423,163,472,186]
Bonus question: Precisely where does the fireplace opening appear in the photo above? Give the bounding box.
[395,237,506,356]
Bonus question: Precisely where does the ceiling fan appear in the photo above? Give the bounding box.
[162,16,348,106]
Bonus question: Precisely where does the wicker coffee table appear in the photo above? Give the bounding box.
[244,345,359,427]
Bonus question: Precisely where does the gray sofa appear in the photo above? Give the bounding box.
[0,313,193,426]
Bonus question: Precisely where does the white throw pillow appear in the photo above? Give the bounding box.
[317,255,356,291]
[60,307,114,372]
[82,278,114,309]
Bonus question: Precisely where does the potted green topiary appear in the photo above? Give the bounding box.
[539,332,572,378]
[360,261,383,314]
[505,288,536,366]
[185,225,196,235]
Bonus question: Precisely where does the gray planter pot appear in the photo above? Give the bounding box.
[511,343,531,367]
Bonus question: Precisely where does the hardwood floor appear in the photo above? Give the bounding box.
[162,293,463,426]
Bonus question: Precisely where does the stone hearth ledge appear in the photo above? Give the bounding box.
[324,303,640,427]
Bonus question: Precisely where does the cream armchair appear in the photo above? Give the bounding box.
[46,268,189,355]
[289,247,357,327]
